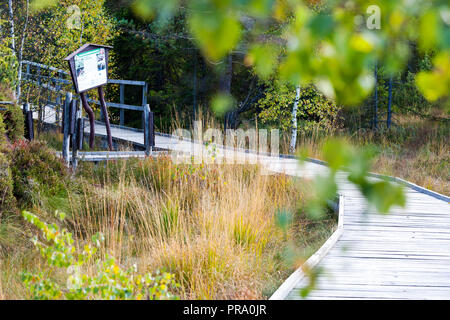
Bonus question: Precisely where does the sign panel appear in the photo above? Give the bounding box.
[74,48,107,92]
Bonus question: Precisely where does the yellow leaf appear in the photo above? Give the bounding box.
[350,34,373,53]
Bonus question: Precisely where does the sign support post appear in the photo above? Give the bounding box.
[62,92,71,166]
[98,86,113,150]
[80,91,95,148]
[65,43,113,150]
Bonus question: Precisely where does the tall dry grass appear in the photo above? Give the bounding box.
[72,157,335,299]
[0,155,336,299]
[289,116,449,195]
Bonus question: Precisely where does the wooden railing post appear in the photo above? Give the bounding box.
[373,61,378,130]
[77,117,84,152]
[56,89,61,126]
[23,103,34,141]
[38,102,43,133]
[62,92,72,166]
[37,66,41,86]
[142,83,148,106]
[120,84,125,126]
[141,83,148,129]
[71,99,81,170]
[143,104,154,156]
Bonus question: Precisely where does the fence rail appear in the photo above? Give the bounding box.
[20,60,155,169]
[21,60,148,127]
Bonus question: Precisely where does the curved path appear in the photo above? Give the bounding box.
[36,105,450,299]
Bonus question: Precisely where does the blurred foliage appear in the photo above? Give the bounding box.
[108,7,257,129]
[302,138,406,220]
[123,0,450,108]
[7,0,447,298]
[22,210,179,300]
[0,104,24,142]
[0,19,18,99]
[416,51,450,104]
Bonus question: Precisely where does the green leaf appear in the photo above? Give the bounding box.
[366,181,406,214]
[247,44,279,79]
[322,138,353,171]
[308,14,334,39]
[211,93,234,116]
[188,11,241,61]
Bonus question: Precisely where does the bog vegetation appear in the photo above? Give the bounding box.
[0,0,448,300]
[0,131,337,298]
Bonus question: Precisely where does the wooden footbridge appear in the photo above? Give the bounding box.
[21,60,450,300]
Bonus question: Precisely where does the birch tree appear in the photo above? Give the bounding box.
[7,0,15,53]
[16,0,29,101]
[7,0,16,100]
[289,85,300,154]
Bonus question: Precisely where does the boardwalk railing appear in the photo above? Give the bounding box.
[20,60,155,168]
[21,60,148,127]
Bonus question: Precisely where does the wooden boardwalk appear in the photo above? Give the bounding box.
[284,174,450,300]
[35,105,450,300]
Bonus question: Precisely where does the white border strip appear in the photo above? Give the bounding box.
[367,172,450,203]
[157,132,448,203]
[269,195,345,300]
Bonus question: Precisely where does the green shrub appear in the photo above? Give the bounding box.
[257,81,342,134]
[21,211,179,300]
[0,112,6,149]
[0,152,16,218]
[8,140,68,206]
[1,104,24,142]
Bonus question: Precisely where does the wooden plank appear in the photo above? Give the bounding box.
[109,79,146,86]
[62,92,71,166]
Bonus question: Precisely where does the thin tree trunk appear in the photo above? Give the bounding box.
[8,0,15,52]
[219,54,232,93]
[98,86,113,150]
[289,85,301,154]
[17,0,29,102]
[8,0,16,100]
[221,54,237,130]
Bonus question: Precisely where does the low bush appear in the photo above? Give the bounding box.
[0,113,6,149]
[0,152,16,219]
[0,114,16,218]
[21,211,178,300]
[1,104,24,142]
[8,140,69,206]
